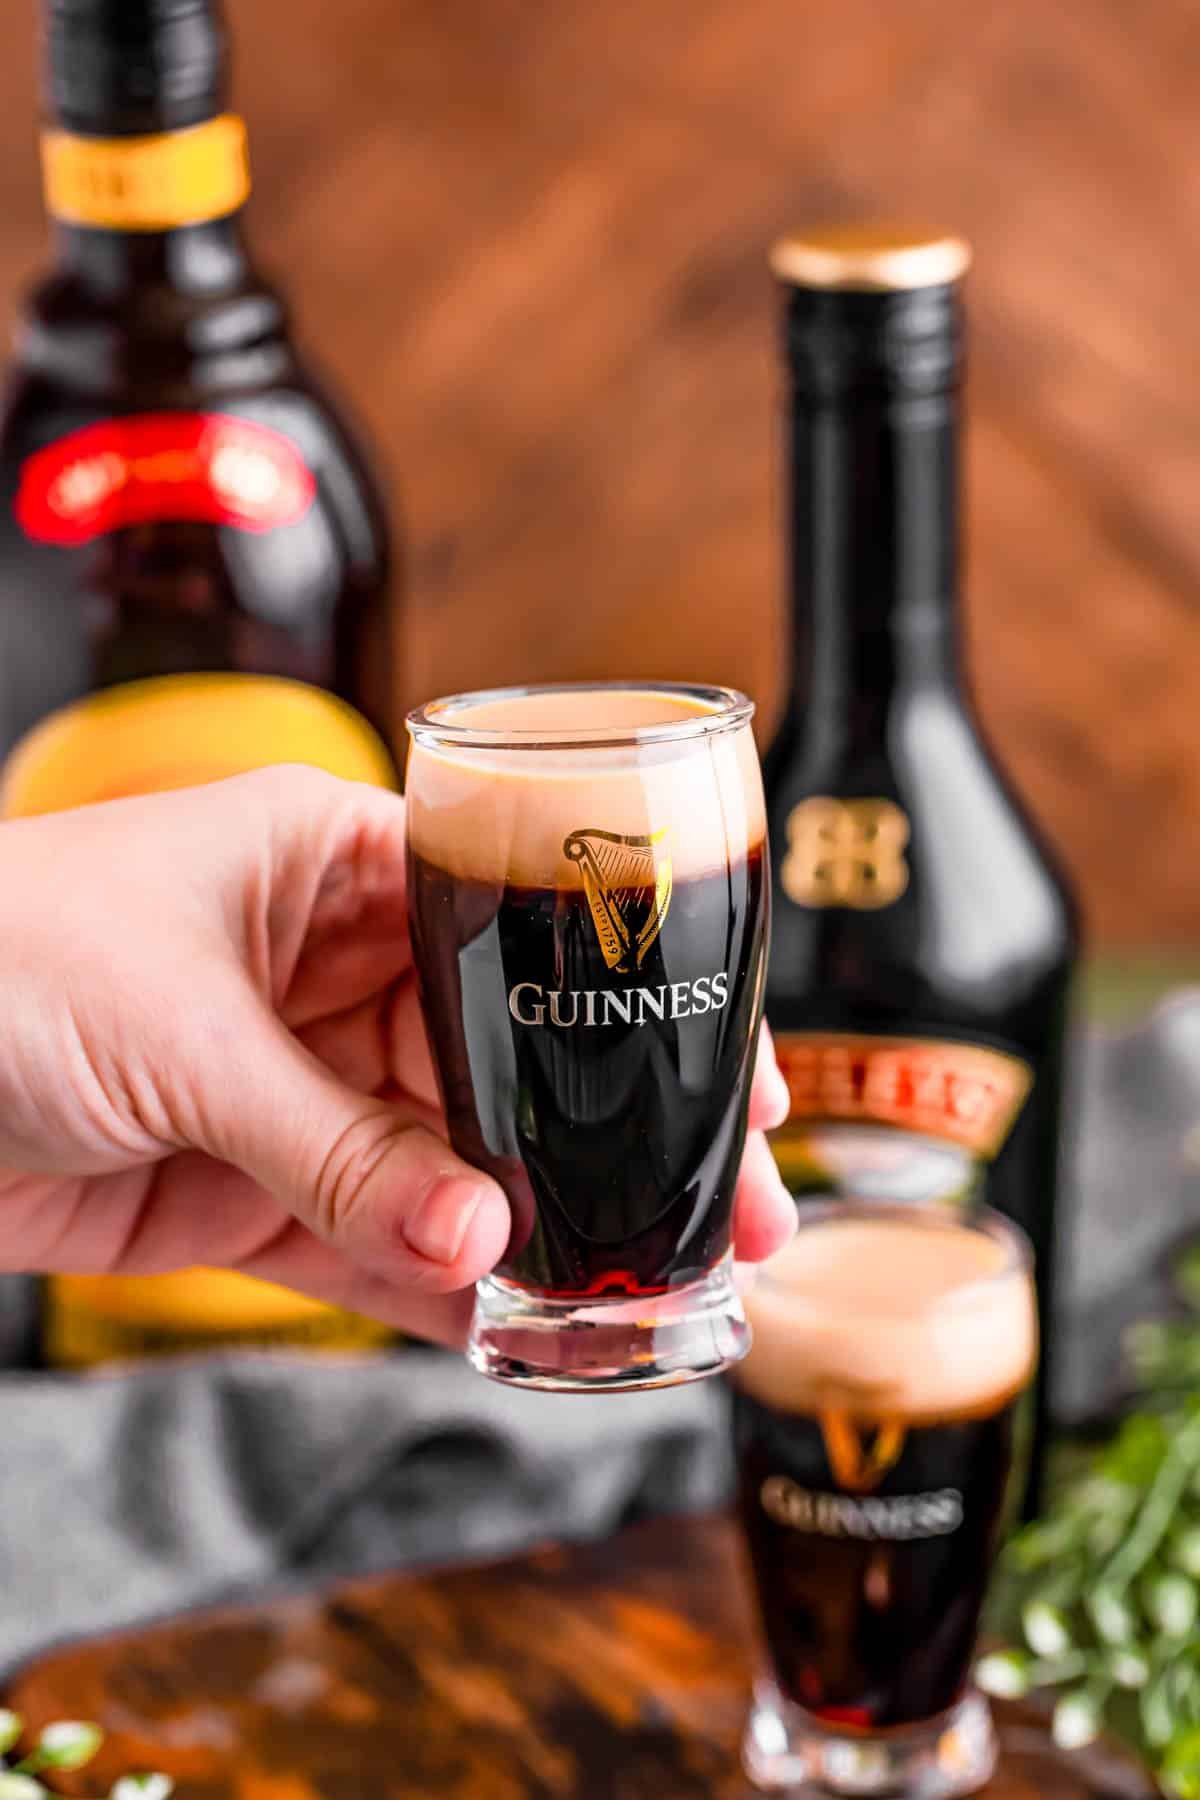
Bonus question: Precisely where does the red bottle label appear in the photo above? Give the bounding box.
[15,412,317,546]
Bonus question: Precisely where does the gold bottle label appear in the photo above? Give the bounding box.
[41,115,250,232]
[2,673,398,1365]
[772,1032,1032,1163]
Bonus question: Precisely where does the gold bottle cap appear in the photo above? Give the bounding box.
[770,224,971,292]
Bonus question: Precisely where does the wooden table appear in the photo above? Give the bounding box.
[6,1517,1157,1799]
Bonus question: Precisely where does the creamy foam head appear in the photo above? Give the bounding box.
[406,685,765,889]
[737,1209,1037,1425]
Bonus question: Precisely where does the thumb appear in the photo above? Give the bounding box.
[186,990,511,1294]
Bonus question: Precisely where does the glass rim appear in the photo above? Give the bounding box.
[406,680,755,751]
[759,1199,1032,1313]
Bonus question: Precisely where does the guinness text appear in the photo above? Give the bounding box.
[761,1474,964,1542]
[508,972,730,1028]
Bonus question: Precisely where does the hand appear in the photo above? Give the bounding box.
[0,767,796,1346]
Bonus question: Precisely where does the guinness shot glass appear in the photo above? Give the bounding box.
[405,682,768,1391]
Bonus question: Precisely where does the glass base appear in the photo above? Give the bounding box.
[743,1681,996,1798]
[466,1255,749,1392]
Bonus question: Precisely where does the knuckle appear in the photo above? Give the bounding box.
[213,764,336,835]
[311,1109,414,1245]
[248,762,340,812]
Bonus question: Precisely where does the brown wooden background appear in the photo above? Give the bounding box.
[0,0,1197,945]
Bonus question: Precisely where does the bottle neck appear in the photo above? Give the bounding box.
[786,382,963,755]
[27,7,281,382]
[49,211,251,299]
[38,96,252,282]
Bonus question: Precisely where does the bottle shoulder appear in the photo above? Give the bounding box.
[0,275,393,619]
[764,690,1079,1033]
[898,688,1077,921]
[8,256,291,404]
[23,256,283,328]
[767,689,1073,893]
[1,337,366,477]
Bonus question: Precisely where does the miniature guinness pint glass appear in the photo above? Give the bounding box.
[733,1201,1037,1795]
[406,683,768,1391]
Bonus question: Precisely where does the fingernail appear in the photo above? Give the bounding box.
[404,1176,488,1265]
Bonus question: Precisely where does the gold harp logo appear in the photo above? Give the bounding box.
[563,827,673,973]
[820,1411,907,1493]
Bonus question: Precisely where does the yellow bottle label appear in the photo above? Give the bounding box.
[2,673,398,1366]
[2,672,395,814]
[45,1273,393,1369]
[41,115,251,232]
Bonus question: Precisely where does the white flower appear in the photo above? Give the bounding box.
[0,1775,46,1799]
[111,1776,175,1800]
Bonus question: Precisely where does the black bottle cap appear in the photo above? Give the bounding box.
[772,224,968,400]
[43,0,228,138]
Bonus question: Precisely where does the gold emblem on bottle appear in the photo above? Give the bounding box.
[781,797,910,909]
[563,828,673,972]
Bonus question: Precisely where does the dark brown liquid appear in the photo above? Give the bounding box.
[408,844,767,1296]
[734,1387,1016,1726]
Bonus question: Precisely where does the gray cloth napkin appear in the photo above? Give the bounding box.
[0,1348,731,1676]
[2,996,1200,1674]
[1055,993,1200,1422]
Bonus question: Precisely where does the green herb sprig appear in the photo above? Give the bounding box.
[0,1713,171,1799]
[982,1254,1200,1798]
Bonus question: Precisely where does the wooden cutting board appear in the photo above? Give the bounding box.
[5,1515,1159,1798]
